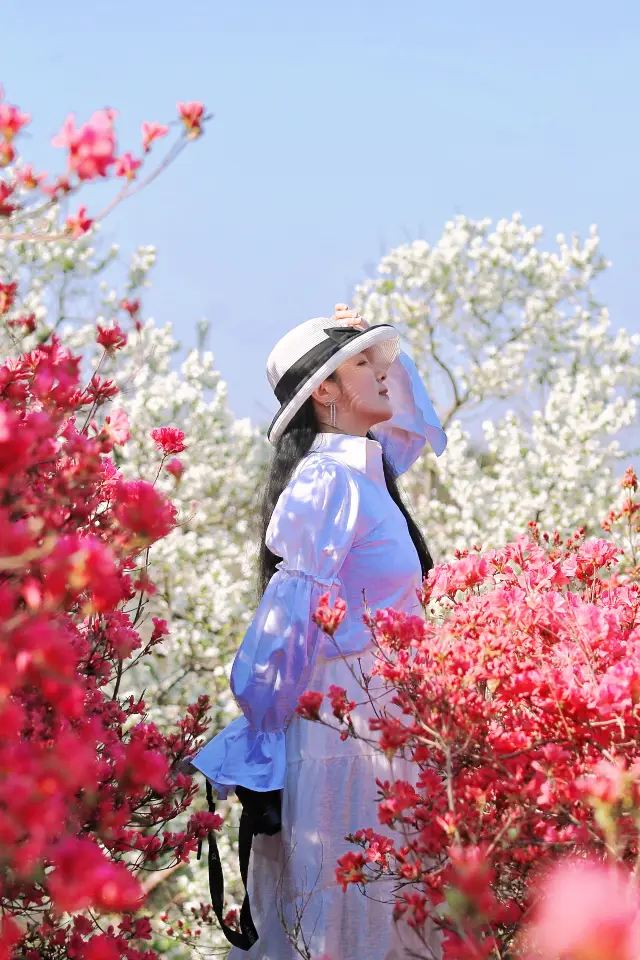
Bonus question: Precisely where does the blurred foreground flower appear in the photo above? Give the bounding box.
[520,858,640,960]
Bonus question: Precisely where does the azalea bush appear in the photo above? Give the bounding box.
[0,83,264,954]
[0,327,224,960]
[0,88,230,960]
[298,468,640,958]
[0,79,265,735]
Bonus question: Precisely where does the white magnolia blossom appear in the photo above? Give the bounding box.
[355,214,639,559]
[113,319,268,725]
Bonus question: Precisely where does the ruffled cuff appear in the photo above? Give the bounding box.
[190,715,286,801]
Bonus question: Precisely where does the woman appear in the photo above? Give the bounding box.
[193,304,447,959]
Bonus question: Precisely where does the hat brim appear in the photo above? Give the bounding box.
[267,325,400,445]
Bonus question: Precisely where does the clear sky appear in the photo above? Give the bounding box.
[3,1,639,427]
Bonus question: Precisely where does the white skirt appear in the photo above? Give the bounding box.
[228,646,441,960]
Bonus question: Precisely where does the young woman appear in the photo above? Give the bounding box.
[193,304,447,959]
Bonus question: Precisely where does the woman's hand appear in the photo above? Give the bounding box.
[331,302,369,331]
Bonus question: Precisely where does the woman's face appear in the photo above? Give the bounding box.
[332,347,392,427]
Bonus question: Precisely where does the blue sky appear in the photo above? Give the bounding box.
[3,1,639,426]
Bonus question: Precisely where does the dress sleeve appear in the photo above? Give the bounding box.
[372,351,447,476]
[191,458,359,798]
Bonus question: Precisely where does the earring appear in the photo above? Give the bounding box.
[324,399,337,427]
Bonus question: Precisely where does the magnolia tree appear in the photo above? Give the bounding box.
[55,279,266,730]
[355,216,640,560]
[297,468,640,958]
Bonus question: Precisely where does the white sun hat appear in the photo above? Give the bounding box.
[266,316,400,444]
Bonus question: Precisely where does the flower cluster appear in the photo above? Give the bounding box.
[0,233,265,953]
[0,85,207,240]
[308,472,640,957]
[312,592,347,637]
[0,327,223,959]
[0,87,223,960]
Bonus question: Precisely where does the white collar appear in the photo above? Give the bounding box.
[310,432,385,483]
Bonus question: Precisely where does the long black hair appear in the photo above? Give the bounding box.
[257,381,433,598]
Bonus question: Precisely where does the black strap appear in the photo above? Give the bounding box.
[197,781,259,951]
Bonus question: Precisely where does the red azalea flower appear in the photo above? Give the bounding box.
[335,851,367,892]
[0,101,31,140]
[0,281,17,315]
[151,426,186,455]
[7,313,36,333]
[327,685,356,721]
[65,205,93,239]
[119,297,140,317]
[85,373,119,404]
[312,593,347,637]
[41,174,72,199]
[96,323,127,352]
[114,151,141,181]
[295,690,324,720]
[52,109,117,181]
[15,164,46,190]
[0,181,17,216]
[114,479,177,545]
[150,617,170,643]
[79,935,121,960]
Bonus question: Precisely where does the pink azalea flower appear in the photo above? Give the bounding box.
[96,323,127,352]
[52,109,118,181]
[114,151,141,181]
[166,457,184,479]
[103,408,130,447]
[0,101,31,140]
[177,100,205,137]
[141,120,169,152]
[65,205,93,238]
